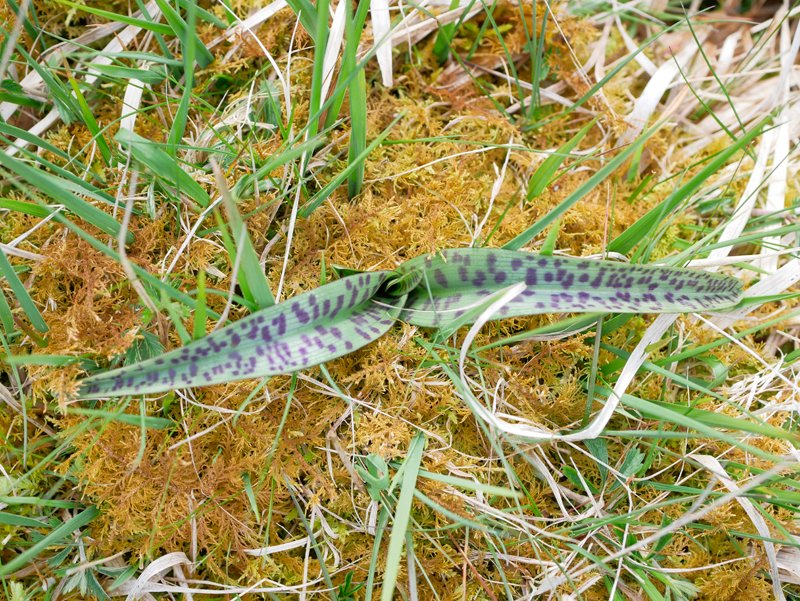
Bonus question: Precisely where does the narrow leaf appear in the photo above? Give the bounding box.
[116,128,211,208]
[0,247,48,332]
[154,0,214,68]
[0,152,126,242]
[283,0,319,42]
[79,272,400,398]
[0,288,14,333]
[527,119,595,200]
[82,63,168,85]
[65,407,174,430]
[609,119,767,255]
[216,175,275,309]
[505,124,658,250]
[0,506,99,578]
[381,433,425,601]
[53,0,174,35]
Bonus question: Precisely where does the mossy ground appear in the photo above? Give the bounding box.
[1,1,799,600]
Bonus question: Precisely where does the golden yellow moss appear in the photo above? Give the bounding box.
[2,3,792,599]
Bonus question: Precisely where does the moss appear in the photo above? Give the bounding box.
[2,2,793,598]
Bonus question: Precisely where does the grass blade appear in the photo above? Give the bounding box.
[53,0,173,35]
[300,112,403,216]
[347,69,367,198]
[527,118,595,200]
[0,152,126,242]
[381,432,425,601]
[283,0,318,42]
[505,124,659,250]
[0,506,99,577]
[0,247,47,332]
[609,119,768,255]
[116,128,211,208]
[344,0,367,198]
[214,163,275,309]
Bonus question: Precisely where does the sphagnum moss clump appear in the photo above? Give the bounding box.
[2,1,799,599]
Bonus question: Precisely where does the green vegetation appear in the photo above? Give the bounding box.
[0,1,798,599]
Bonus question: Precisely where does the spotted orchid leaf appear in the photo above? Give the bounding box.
[79,272,402,398]
[397,249,743,328]
[77,248,743,398]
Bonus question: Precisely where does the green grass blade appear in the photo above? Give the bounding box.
[192,270,208,340]
[67,77,113,165]
[0,248,48,333]
[381,432,425,601]
[163,0,199,152]
[283,0,318,42]
[343,0,367,199]
[116,128,211,208]
[0,506,99,577]
[233,137,320,199]
[0,288,15,333]
[625,396,797,443]
[217,170,275,309]
[0,512,46,529]
[13,44,79,122]
[64,407,174,429]
[615,392,784,462]
[505,124,659,250]
[0,152,126,242]
[527,118,595,200]
[300,112,403,216]
[53,0,174,35]
[609,119,768,255]
[347,69,367,198]
[154,0,214,68]
[83,63,168,85]
[415,469,522,498]
[307,0,330,142]
[325,0,371,129]
[79,272,400,398]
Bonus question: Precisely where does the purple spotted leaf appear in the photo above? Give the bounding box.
[79,271,402,398]
[398,249,743,328]
[77,248,743,398]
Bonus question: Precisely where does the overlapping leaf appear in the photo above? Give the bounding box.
[77,249,743,398]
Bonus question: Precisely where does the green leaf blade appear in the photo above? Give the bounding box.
[527,118,595,200]
[115,128,211,208]
[398,249,743,328]
[78,272,400,398]
[609,119,768,255]
[0,247,48,332]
